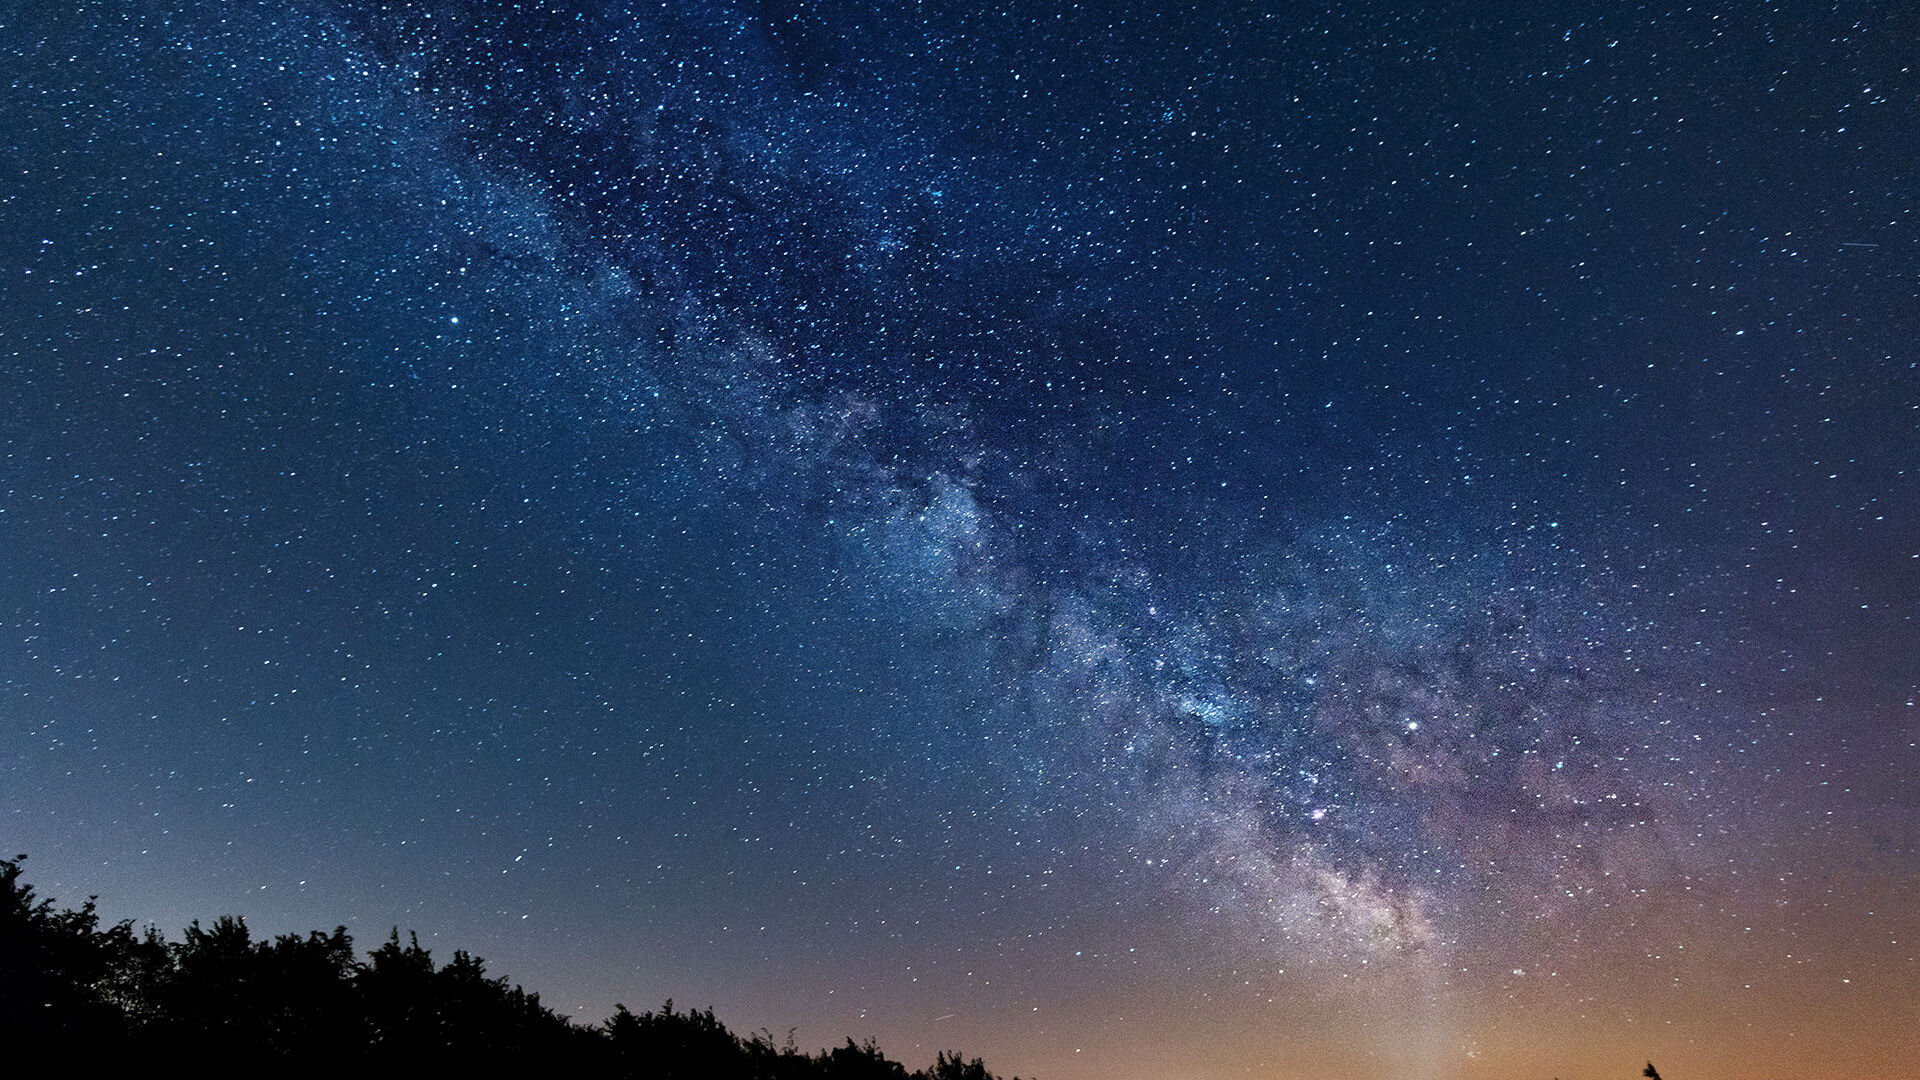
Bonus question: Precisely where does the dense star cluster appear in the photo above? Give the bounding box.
[3,3,1915,1079]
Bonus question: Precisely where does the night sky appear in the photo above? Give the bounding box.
[3,3,1916,1078]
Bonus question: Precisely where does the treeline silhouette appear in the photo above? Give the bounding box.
[2,856,1019,1078]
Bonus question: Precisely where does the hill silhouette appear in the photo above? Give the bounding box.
[1,855,1017,1078]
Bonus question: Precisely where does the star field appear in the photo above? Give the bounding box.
[3,3,1916,1078]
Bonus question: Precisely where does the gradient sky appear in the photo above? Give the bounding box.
[3,3,1916,1078]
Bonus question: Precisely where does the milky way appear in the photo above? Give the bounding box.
[4,4,1916,1079]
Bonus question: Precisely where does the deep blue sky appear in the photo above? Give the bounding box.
[4,3,1915,1078]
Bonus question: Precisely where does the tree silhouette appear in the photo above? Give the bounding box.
[359,928,589,1068]
[744,1024,825,1080]
[821,1036,913,1080]
[0,854,141,1051]
[604,998,753,1077]
[926,1051,997,1080]
[0,855,1025,1079]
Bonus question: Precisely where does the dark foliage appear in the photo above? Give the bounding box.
[0,856,1022,1078]
[0,854,150,1054]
